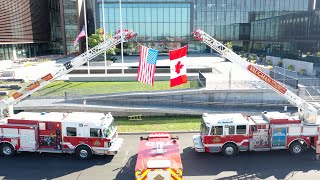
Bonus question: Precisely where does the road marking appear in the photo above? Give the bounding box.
[122,150,129,164]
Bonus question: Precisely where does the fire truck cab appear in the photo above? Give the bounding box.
[0,111,123,159]
[193,111,319,157]
[135,132,183,180]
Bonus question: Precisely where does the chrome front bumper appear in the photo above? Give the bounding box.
[193,135,205,152]
[92,137,124,155]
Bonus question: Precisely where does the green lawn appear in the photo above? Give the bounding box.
[115,115,201,132]
[31,80,197,97]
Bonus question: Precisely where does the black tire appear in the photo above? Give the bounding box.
[222,143,238,157]
[0,143,15,157]
[289,141,304,155]
[75,146,92,160]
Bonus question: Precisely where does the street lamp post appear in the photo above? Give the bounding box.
[119,0,124,75]
[102,0,107,75]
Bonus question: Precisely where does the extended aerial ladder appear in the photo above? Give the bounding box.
[0,29,137,119]
[191,29,319,124]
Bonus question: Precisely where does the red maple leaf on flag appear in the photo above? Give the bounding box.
[175,61,184,74]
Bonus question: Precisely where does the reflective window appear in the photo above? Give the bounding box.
[94,0,317,54]
[211,126,223,135]
[236,125,247,134]
[66,127,77,137]
[90,128,102,137]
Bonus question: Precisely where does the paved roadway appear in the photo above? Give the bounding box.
[1,133,320,180]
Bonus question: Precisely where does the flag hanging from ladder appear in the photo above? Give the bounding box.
[169,45,188,87]
[136,45,159,86]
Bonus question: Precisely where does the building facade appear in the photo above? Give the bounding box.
[93,0,319,54]
[0,0,81,61]
[0,0,319,61]
[0,0,51,61]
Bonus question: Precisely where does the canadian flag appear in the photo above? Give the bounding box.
[169,46,188,87]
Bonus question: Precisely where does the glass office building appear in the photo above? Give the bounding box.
[95,0,192,53]
[94,0,319,54]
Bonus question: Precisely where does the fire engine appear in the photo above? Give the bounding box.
[191,29,320,157]
[135,132,183,180]
[0,29,137,119]
[0,29,137,159]
[0,111,121,159]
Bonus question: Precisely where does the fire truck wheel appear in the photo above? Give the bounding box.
[0,143,15,157]
[75,146,92,160]
[222,143,237,157]
[289,142,303,155]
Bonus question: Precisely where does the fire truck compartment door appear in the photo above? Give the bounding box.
[108,137,124,152]
[19,129,37,150]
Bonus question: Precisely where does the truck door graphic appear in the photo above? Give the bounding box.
[272,128,287,147]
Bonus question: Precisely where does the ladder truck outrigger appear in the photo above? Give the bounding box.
[191,29,320,159]
[0,29,137,159]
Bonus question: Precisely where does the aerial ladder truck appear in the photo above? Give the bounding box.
[192,29,319,125]
[192,29,320,160]
[0,29,137,120]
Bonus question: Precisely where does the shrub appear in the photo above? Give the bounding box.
[299,69,306,75]
[259,55,264,61]
[267,65,273,69]
[243,57,248,61]
[267,59,272,65]
[277,61,283,67]
[251,54,257,59]
[316,52,320,57]
[250,60,256,63]
[288,65,295,71]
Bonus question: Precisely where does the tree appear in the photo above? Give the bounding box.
[224,41,233,50]
[88,28,116,56]
[288,65,295,71]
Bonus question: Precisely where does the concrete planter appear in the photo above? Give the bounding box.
[266,56,315,76]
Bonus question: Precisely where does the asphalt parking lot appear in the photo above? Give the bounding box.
[1,133,320,180]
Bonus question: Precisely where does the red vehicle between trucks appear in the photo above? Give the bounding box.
[135,132,183,180]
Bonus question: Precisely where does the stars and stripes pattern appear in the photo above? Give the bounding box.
[73,26,86,46]
[137,45,159,86]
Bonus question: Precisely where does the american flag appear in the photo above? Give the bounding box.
[137,45,159,86]
[73,26,86,46]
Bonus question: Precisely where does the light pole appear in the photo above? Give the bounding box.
[102,0,107,75]
[84,0,90,75]
[119,0,124,75]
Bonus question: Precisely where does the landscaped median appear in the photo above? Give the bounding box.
[115,115,201,133]
[31,80,197,97]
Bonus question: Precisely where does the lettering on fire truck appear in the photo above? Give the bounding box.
[11,73,54,100]
[247,65,287,94]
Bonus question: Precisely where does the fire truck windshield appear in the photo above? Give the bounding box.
[103,121,116,138]
[200,122,209,135]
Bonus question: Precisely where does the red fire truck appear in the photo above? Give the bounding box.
[191,29,320,157]
[0,111,123,159]
[193,111,319,156]
[135,132,183,180]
